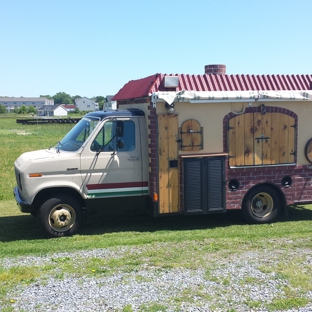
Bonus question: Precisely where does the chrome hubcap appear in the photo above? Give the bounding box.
[251,193,274,218]
[49,205,76,232]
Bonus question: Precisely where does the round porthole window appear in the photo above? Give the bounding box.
[305,138,312,163]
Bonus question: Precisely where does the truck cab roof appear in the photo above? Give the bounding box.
[85,108,145,120]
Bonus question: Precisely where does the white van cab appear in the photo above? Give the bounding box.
[14,108,148,237]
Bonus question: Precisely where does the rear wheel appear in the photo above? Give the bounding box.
[242,185,280,224]
[37,194,82,237]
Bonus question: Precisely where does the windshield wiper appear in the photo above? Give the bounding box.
[49,141,62,151]
[48,141,63,153]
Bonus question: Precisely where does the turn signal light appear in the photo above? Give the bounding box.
[153,193,158,202]
[29,173,43,178]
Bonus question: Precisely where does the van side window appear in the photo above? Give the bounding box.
[118,121,135,152]
[91,120,135,152]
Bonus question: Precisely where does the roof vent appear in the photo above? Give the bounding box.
[205,64,226,74]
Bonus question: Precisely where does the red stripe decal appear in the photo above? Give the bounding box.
[87,181,148,190]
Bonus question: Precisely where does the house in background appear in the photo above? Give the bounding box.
[37,105,68,117]
[103,95,117,110]
[0,97,54,112]
[75,97,98,111]
[63,104,76,112]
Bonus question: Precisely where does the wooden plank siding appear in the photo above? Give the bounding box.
[287,115,295,164]
[228,112,296,166]
[270,113,280,164]
[262,112,272,165]
[158,115,179,214]
[279,113,289,164]
[167,115,179,213]
[158,115,167,213]
[244,113,254,166]
[181,119,193,151]
[253,112,263,165]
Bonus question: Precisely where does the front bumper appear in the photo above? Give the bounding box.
[13,187,33,213]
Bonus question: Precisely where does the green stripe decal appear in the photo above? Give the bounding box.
[87,189,149,198]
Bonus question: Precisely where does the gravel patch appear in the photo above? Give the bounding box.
[1,245,312,312]
[1,247,131,270]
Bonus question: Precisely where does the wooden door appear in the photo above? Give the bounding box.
[158,115,179,214]
[229,112,295,166]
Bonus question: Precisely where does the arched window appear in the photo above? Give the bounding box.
[180,119,203,151]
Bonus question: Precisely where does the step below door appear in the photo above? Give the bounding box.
[184,156,226,214]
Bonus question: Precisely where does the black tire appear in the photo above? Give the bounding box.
[37,194,82,238]
[242,185,280,224]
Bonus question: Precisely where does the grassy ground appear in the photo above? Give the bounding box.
[0,116,73,200]
[1,199,312,311]
[0,116,312,311]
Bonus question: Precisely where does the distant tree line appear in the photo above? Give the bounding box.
[0,92,106,114]
[41,92,106,110]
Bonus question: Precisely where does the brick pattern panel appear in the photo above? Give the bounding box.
[147,104,158,200]
[226,165,312,209]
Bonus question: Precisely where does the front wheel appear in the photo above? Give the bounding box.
[37,194,83,238]
[242,186,280,224]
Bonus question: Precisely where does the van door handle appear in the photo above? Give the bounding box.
[128,156,139,160]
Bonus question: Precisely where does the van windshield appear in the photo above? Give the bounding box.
[56,117,101,152]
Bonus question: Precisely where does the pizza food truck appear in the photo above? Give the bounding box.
[14,64,312,237]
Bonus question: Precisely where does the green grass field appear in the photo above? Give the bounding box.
[0,116,74,201]
[0,116,312,311]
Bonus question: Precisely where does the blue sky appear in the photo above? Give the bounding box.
[1,0,311,98]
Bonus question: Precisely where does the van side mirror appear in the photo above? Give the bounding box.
[117,139,124,149]
[116,121,124,137]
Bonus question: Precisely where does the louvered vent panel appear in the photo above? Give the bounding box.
[184,159,203,212]
[208,158,224,210]
[183,157,225,214]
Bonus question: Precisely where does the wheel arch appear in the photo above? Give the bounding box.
[32,187,85,216]
[242,182,287,214]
